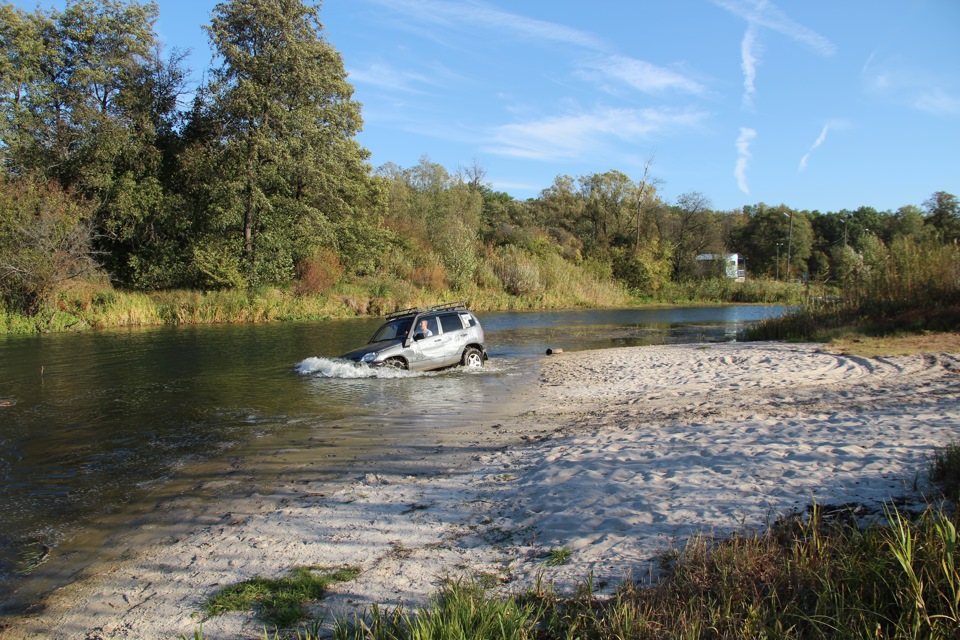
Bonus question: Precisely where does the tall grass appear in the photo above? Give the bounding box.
[659,276,813,305]
[746,237,960,341]
[321,504,958,640]
[1,248,632,334]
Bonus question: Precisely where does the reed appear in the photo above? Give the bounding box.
[745,238,960,342]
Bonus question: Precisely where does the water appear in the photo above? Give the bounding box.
[0,305,784,612]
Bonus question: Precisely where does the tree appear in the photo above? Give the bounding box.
[924,191,960,243]
[578,170,634,249]
[0,0,190,288]
[666,191,720,279]
[194,0,374,286]
[734,203,812,279]
[0,1,161,192]
[633,156,661,254]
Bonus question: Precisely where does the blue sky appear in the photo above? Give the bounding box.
[18,0,960,213]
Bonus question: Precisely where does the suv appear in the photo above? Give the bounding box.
[340,302,488,371]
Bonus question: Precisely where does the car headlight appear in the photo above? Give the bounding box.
[361,352,377,363]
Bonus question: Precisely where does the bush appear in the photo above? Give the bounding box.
[0,178,99,315]
[493,246,542,297]
[295,248,344,296]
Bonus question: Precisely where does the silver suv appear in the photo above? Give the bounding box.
[340,302,488,371]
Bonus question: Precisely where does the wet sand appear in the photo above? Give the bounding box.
[3,342,960,639]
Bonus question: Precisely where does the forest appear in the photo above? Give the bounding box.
[1,0,958,332]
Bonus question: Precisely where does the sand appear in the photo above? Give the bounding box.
[3,341,960,639]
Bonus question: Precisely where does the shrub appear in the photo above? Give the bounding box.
[0,178,99,315]
[493,246,542,297]
[295,248,344,296]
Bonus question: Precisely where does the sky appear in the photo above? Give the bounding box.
[15,0,960,213]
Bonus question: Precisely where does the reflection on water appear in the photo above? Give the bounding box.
[0,305,784,613]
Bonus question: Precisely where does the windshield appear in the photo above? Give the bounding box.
[370,317,413,342]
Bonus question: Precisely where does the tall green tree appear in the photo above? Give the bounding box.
[578,170,634,248]
[0,1,160,193]
[734,203,813,279]
[193,0,375,287]
[0,0,188,287]
[924,191,960,243]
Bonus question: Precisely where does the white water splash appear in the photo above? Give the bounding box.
[294,357,417,379]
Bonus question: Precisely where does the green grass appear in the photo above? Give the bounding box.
[543,547,572,566]
[201,566,359,630]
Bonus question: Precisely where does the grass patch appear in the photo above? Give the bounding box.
[825,331,960,358]
[931,441,960,503]
[202,566,359,630]
[333,580,542,640]
[543,547,572,566]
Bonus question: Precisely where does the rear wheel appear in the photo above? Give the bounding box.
[461,347,484,368]
[383,357,407,370]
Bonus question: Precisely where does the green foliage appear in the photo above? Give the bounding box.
[0,178,98,314]
[202,566,359,630]
[334,581,542,640]
[193,0,374,287]
[544,547,572,566]
[611,242,672,295]
[931,442,960,503]
[748,234,960,341]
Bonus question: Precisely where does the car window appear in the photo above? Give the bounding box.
[371,317,412,342]
[459,313,476,327]
[414,316,438,338]
[439,314,465,333]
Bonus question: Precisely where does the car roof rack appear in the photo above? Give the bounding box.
[385,300,469,320]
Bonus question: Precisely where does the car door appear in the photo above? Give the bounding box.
[411,315,446,369]
[436,313,469,367]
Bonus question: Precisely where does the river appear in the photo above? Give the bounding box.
[0,305,784,614]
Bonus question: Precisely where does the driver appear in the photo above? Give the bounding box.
[415,319,433,339]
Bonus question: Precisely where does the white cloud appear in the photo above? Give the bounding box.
[861,54,960,117]
[347,63,436,93]
[798,124,829,172]
[714,0,834,110]
[486,108,708,160]
[740,23,761,109]
[583,55,705,96]
[735,127,757,194]
[914,89,960,116]
[368,0,606,51]
[711,0,836,56]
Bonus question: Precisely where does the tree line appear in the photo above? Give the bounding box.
[1,0,957,317]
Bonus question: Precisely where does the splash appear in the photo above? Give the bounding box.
[294,357,416,379]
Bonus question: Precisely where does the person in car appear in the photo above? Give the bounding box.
[415,319,433,339]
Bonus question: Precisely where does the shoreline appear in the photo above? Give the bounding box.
[3,342,960,639]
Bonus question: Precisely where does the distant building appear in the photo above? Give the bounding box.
[695,253,746,281]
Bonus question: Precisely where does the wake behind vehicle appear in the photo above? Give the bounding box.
[340,302,488,371]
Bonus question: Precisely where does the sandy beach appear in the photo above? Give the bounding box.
[3,341,960,639]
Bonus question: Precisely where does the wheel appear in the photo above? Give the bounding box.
[382,357,407,370]
[461,347,484,368]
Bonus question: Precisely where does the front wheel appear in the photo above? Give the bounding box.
[461,347,484,368]
[382,357,407,370]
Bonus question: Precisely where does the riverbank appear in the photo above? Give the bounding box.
[1,278,808,335]
[3,341,960,639]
